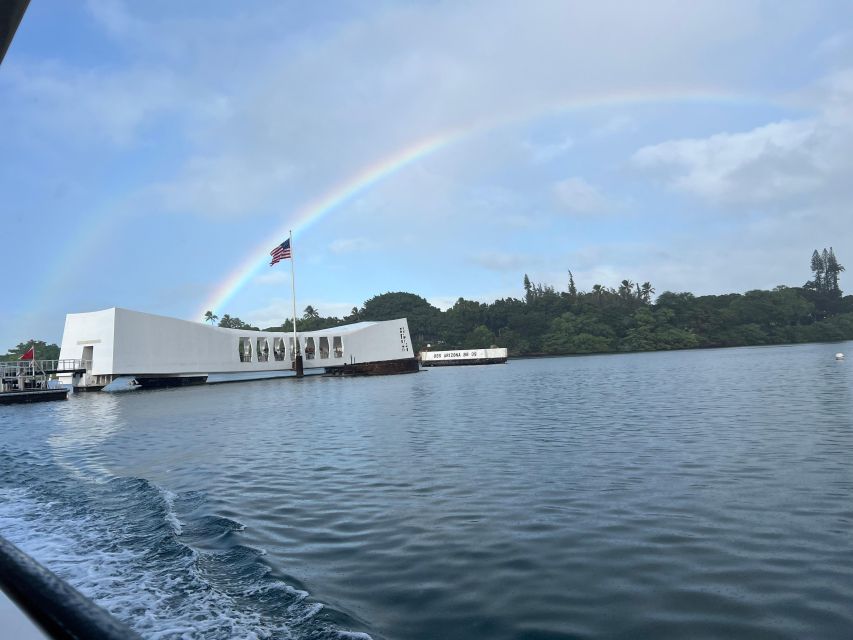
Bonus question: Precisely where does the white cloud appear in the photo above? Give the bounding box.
[471,252,530,272]
[328,237,376,254]
[499,213,544,229]
[590,114,636,138]
[69,0,806,221]
[814,30,853,61]
[86,0,144,41]
[524,135,574,163]
[246,299,356,328]
[632,69,853,207]
[254,271,289,285]
[149,154,294,217]
[632,119,822,204]
[553,177,611,214]
[1,62,188,146]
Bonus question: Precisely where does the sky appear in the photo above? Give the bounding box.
[2,0,853,347]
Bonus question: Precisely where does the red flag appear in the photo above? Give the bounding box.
[19,346,34,361]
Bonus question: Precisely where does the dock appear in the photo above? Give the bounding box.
[0,359,86,404]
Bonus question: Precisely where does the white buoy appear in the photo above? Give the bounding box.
[836,352,844,360]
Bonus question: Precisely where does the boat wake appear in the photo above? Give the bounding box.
[0,449,370,640]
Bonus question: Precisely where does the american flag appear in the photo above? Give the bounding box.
[270,239,292,266]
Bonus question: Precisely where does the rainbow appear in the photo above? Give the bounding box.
[188,86,766,319]
[195,130,462,319]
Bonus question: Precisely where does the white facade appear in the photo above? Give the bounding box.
[419,348,507,363]
[58,308,414,381]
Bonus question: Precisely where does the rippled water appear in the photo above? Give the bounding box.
[2,343,852,639]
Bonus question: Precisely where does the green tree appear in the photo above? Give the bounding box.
[1,340,60,361]
[218,314,259,330]
[360,292,444,349]
[809,249,825,292]
[303,305,320,319]
[523,274,533,302]
[203,310,219,325]
[618,279,635,301]
[825,247,844,297]
[567,270,578,300]
[465,324,496,348]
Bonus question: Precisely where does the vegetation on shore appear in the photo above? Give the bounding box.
[237,248,853,356]
[7,250,849,360]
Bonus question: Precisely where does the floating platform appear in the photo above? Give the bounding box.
[0,389,68,404]
[420,348,508,367]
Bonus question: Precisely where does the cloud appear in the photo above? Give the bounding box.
[77,0,804,221]
[86,0,144,41]
[246,299,356,328]
[8,0,853,352]
[328,237,376,254]
[254,271,289,285]
[149,154,294,217]
[499,213,545,229]
[814,30,853,61]
[524,135,574,163]
[553,177,611,214]
[631,119,822,204]
[471,252,530,272]
[631,69,853,207]
[590,114,636,138]
[1,62,189,147]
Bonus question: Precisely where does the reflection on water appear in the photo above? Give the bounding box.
[50,392,125,481]
[1,341,852,640]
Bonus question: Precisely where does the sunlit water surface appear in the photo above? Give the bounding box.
[1,343,852,639]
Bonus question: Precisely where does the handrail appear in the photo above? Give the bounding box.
[0,360,90,376]
[0,536,142,640]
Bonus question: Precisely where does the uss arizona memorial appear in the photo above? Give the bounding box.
[58,308,418,390]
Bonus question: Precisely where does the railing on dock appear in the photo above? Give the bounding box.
[0,359,90,377]
[0,360,90,392]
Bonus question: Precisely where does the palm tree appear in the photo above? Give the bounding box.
[640,282,655,304]
[303,305,320,319]
[618,279,634,300]
[203,310,219,325]
[344,307,360,322]
[591,284,604,306]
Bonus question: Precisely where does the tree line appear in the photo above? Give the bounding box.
[218,248,852,356]
[1,340,60,361]
[8,249,849,361]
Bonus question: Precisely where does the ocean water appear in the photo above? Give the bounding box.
[1,342,852,639]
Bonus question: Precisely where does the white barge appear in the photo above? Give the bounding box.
[58,308,417,390]
[419,347,508,367]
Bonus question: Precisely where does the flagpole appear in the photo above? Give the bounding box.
[289,230,303,377]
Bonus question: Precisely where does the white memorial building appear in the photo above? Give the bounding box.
[58,308,418,389]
